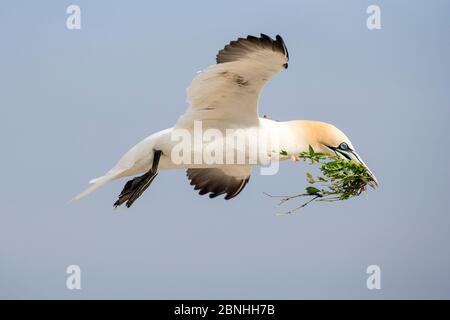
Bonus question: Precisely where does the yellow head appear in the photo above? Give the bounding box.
[298,120,378,187]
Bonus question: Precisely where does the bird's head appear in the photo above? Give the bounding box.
[300,121,379,187]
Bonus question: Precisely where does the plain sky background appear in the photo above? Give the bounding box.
[1,0,449,299]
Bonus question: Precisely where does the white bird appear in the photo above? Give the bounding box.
[71,34,377,208]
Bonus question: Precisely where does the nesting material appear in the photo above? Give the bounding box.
[270,146,378,215]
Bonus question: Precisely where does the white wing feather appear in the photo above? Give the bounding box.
[176,34,289,129]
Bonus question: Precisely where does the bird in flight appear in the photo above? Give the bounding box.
[71,34,377,208]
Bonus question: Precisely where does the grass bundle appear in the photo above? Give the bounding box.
[267,146,377,215]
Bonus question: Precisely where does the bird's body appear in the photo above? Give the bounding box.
[71,34,377,207]
[73,118,302,199]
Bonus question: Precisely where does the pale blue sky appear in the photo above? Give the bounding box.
[1,0,449,299]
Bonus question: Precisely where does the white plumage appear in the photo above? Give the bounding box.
[71,34,376,207]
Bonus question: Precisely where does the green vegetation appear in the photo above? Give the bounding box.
[269,146,376,215]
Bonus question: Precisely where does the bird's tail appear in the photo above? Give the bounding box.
[68,172,118,204]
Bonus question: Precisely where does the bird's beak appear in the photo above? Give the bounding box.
[344,151,379,188]
[327,146,379,188]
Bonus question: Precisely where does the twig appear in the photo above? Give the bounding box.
[275,195,322,215]
[263,192,315,206]
[267,145,376,215]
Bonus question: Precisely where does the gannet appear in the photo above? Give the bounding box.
[71,34,378,208]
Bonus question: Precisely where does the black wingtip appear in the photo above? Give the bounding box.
[276,34,289,60]
[217,33,289,64]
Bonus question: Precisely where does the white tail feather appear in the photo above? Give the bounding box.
[68,174,115,204]
[68,128,168,204]
[89,177,102,184]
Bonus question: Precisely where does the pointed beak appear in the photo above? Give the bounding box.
[327,145,379,188]
[346,151,379,188]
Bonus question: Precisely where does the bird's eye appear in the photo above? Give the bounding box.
[339,142,349,150]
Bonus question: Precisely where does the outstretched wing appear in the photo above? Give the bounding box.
[187,166,251,200]
[176,34,289,129]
